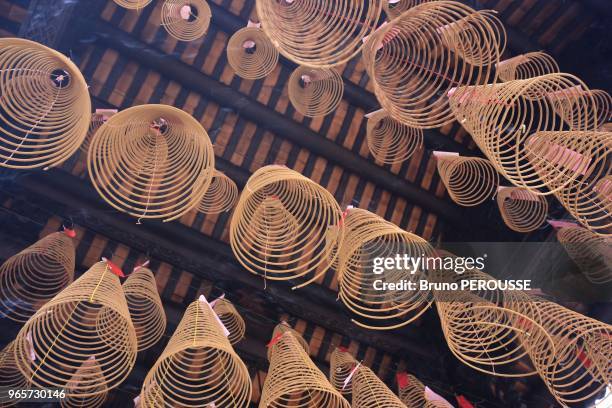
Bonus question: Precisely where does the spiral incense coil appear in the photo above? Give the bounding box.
[256,0,382,68]
[336,208,433,330]
[0,38,91,170]
[161,0,211,41]
[60,357,108,408]
[197,170,239,214]
[212,298,246,345]
[261,324,350,408]
[592,89,611,127]
[13,262,137,397]
[80,113,106,153]
[436,156,499,206]
[496,187,548,232]
[325,226,342,270]
[366,110,423,164]
[0,232,75,323]
[398,373,426,407]
[88,104,215,222]
[496,52,559,82]
[230,165,343,288]
[227,27,279,80]
[140,298,251,407]
[545,85,601,130]
[362,1,501,129]
[383,0,432,20]
[122,268,167,351]
[329,348,356,395]
[288,66,344,117]
[557,226,611,284]
[0,342,28,408]
[449,74,598,193]
[113,0,152,9]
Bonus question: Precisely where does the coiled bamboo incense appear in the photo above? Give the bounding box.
[161,0,211,41]
[497,187,548,232]
[545,84,601,130]
[197,170,239,214]
[436,156,499,206]
[60,357,108,408]
[227,27,279,80]
[88,104,215,222]
[212,297,246,345]
[256,0,382,68]
[13,262,138,397]
[383,0,433,20]
[397,373,427,407]
[288,66,344,117]
[0,342,28,408]
[0,38,91,169]
[557,226,611,284]
[230,165,343,288]
[496,52,559,82]
[123,267,166,351]
[261,324,350,408]
[592,89,611,128]
[113,0,152,9]
[329,348,356,395]
[362,1,503,129]
[139,298,252,407]
[0,232,75,323]
[366,110,423,164]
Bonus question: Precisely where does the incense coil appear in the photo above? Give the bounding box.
[0,342,28,408]
[123,268,167,351]
[139,298,251,407]
[497,187,548,232]
[436,156,499,206]
[545,85,601,130]
[197,170,239,214]
[398,373,427,407]
[227,27,279,80]
[383,0,433,20]
[88,104,215,222]
[288,66,344,117]
[0,232,75,323]
[0,38,91,169]
[496,52,559,82]
[329,348,355,395]
[13,262,138,397]
[592,89,611,127]
[256,0,382,68]
[161,0,211,41]
[60,357,108,408]
[366,110,423,164]
[362,1,501,129]
[80,113,105,153]
[230,165,343,288]
[261,324,350,408]
[212,298,246,345]
[113,0,152,9]
[557,226,612,285]
[449,74,597,193]
[336,208,433,330]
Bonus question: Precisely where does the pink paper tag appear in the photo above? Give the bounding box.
[548,220,579,229]
[496,54,529,69]
[199,295,231,337]
[424,386,454,408]
[364,108,385,119]
[546,85,584,100]
[247,20,261,28]
[133,259,150,273]
[433,151,460,159]
[342,361,361,390]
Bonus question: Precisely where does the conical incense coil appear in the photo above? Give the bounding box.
[0,342,29,408]
[113,0,152,9]
[227,27,279,80]
[436,156,499,206]
[0,232,75,323]
[362,1,501,129]
[398,373,427,407]
[383,0,433,20]
[329,348,356,395]
[139,298,251,407]
[230,165,343,288]
[197,170,239,214]
[161,0,211,41]
[256,0,382,68]
[366,110,423,164]
[448,73,597,193]
[13,262,138,397]
[60,357,108,408]
[557,226,612,285]
[496,52,559,82]
[336,208,433,330]
[261,324,350,408]
[212,297,246,345]
[123,267,167,351]
[87,104,215,222]
[545,85,601,130]
[497,187,548,232]
[288,66,344,117]
[592,89,611,127]
[0,38,91,169]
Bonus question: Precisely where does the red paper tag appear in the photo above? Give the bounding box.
[267,332,284,348]
[102,257,125,278]
[396,372,409,389]
[456,395,475,408]
[63,227,76,238]
[337,346,349,353]
[576,347,592,369]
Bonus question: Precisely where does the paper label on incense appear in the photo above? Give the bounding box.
[199,295,230,337]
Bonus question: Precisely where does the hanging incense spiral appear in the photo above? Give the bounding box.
[436,156,499,206]
[592,89,611,127]
[496,187,548,232]
[329,348,356,395]
[362,2,503,129]
[88,104,215,222]
[496,52,559,82]
[366,110,423,164]
[0,342,29,407]
[288,66,344,117]
[212,297,246,345]
[227,27,279,80]
[139,298,252,407]
[0,38,91,169]
[230,165,343,288]
[113,0,152,9]
[256,0,382,68]
[557,226,611,284]
[261,324,350,408]
[122,267,167,351]
[0,232,75,323]
[13,262,138,397]
[383,0,433,20]
[197,170,239,214]
[161,0,211,41]
[397,373,427,407]
[60,357,108,408]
